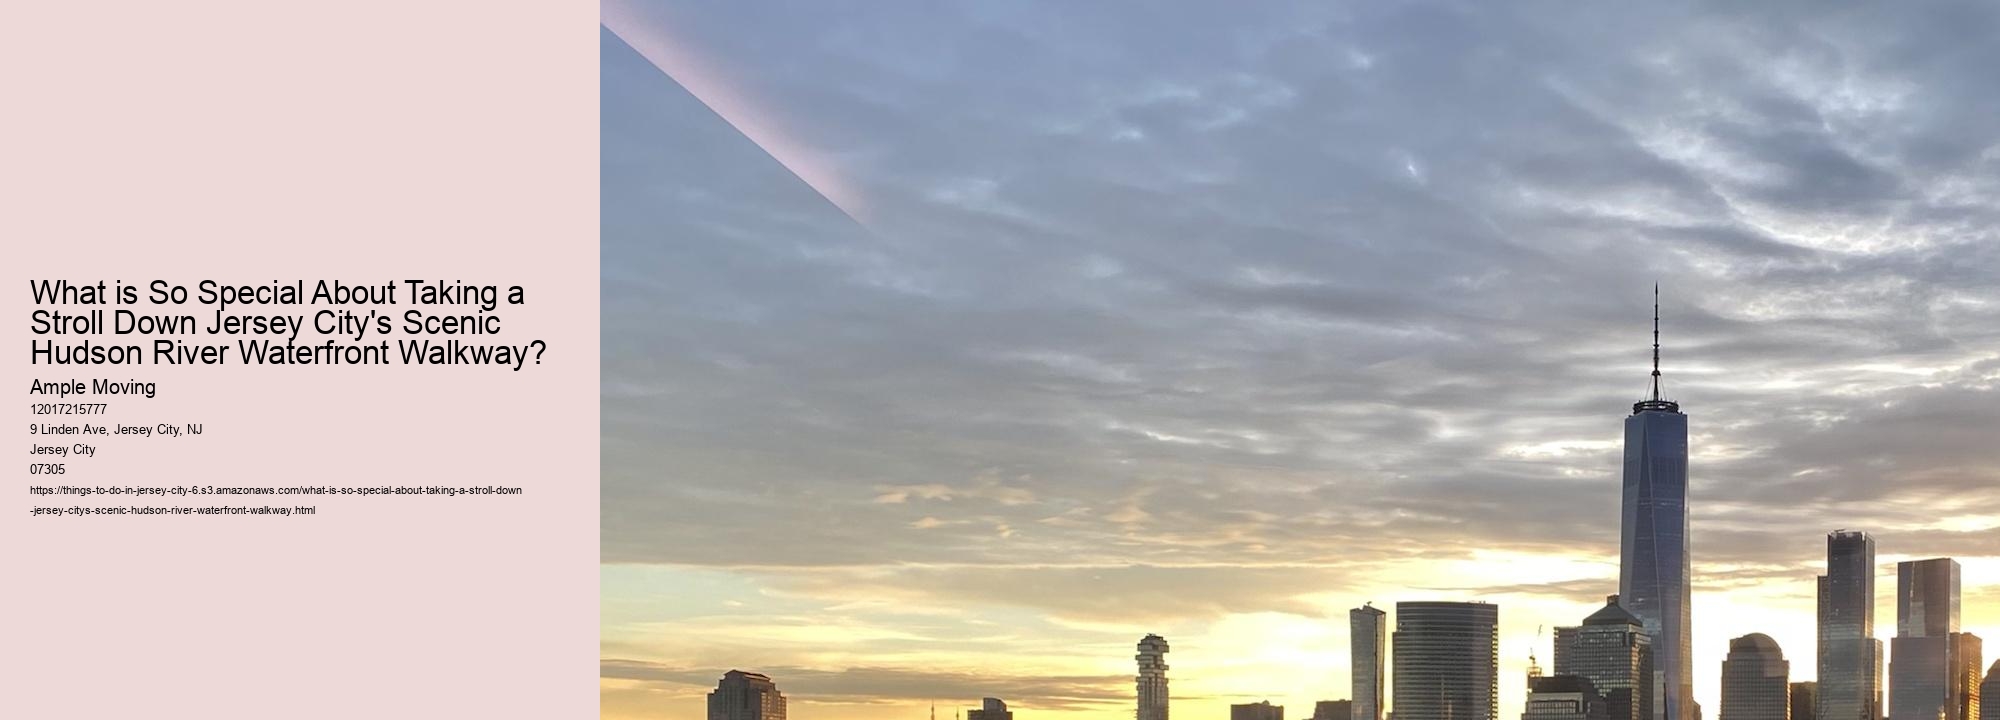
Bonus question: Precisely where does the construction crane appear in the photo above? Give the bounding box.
[1526,624,1545,689]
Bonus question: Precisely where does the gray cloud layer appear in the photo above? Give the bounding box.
[604,0,2000,624]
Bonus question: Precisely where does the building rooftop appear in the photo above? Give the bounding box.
[1730,633,1782,653]
[1582,596,1642,627]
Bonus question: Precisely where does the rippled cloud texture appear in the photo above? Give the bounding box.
[601,2,2000,718]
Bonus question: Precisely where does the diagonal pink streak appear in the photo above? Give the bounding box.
[602,2,871,228]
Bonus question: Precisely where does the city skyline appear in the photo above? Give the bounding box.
[601,2,2000,719]
[682,573,1998,720]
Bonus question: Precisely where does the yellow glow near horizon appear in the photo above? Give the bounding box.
[605,556,2000,720]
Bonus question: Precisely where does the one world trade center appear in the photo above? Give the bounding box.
[1620,287,1693,720]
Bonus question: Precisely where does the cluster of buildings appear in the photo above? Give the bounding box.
[1188,544,1992,720]
[699,301,1997,720]
[701,670,1015,720]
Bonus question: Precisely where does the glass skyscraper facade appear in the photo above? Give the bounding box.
[1393,601,1499,720]
[1565,595,1654,720]
[1899,559,1961,639]
[1621,385,1691,720]
[1889,635,1981,720]
[1818,531,1881,720]
[1890,558,1982,720]
[1354,604,1387,720]
[1894,635,1953,720]
[1949,635,1982,720]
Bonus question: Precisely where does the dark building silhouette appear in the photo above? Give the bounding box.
[968,697,1013,720]
[1791,682,1817,720]
[1621,289,1693,720]
[1316,700,1355,720]
[707,670,786,720]
[1525,675,1612,720]
[1980,660,1999,720]
[1355,604,1388,720]
[1138,634,1169,720]
[1722,634,1790,720]
[1818,532,1880,720]
[1231,700,1283,720]
[1560,595,1654,720]
[1393,601,1499,720]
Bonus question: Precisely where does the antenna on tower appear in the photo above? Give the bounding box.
[1634,284,1680,414]
[1650,284,1663,402]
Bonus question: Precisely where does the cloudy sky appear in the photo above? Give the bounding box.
[598,2,2000,718]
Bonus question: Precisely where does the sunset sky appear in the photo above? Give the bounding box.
[600,2,2000,719]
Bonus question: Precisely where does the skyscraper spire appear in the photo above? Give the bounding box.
[1621,285,1694,720]
[1651,283,1662,401]
[1636,284,1679,415]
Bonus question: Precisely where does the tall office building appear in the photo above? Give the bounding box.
[707,670,787,720]
[1894,635,1954,720]
[1137,634,1169,720]
[968,697,1014,720]
[1231,701,1284,720]
[1526,675,1613,720]
[1621,287,1693,720]
[1393,601,1499,720]
[1791,682,1817,720]
[1948,635,1982,720]
[1565,595,1654,720]
[1979,660,1999,720]
[1899,559,1962,639]
[1722,634,1790,720]
[1355,604,1388,720]
[1818,531,1881,720]
[1890,559,1979,720]
[1317,700,1356,720]
[1556,626,1584,675]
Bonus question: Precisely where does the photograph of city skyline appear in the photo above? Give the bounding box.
[600,2,2000,719]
